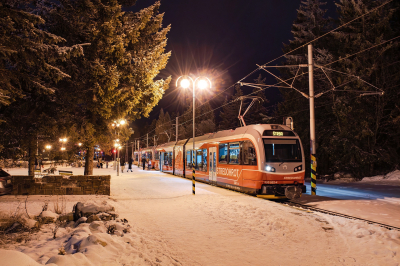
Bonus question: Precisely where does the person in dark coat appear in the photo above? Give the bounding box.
[120,157,125,173]
[128,157,133,172]
[141,156,146,170]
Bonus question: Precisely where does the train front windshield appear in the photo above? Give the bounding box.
[263,139,302,162]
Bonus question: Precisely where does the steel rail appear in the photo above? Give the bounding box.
[283,200,400,231]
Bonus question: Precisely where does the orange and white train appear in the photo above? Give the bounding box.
[135,124,306,199]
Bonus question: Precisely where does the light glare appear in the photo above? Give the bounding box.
[197,79,208,90]
[180,79,191,89]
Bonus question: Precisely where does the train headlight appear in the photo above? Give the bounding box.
[294,165,302,172]
[265,166,276,172]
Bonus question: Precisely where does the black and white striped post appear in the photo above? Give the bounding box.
[308,44,317,195]
[192,77,196,195]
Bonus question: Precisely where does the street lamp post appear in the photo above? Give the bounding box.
[45,145,52,166]
[114,141,121,176]
[59,138,67,166]
[176,76,211,195]
[112,119,126,171]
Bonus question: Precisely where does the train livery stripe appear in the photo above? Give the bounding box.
[192,168,195,195]
[311,154,317,195]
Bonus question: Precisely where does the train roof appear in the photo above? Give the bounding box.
[156,141,176,151]
[186,124,296,145]
[140,124,298,153]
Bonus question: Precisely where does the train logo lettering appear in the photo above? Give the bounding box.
[217,167,239,178]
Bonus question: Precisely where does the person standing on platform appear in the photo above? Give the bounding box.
[128,157,133,172]
[120,157,125,173]
[141,156,146,170]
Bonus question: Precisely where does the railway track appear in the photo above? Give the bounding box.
[282,200,400,231]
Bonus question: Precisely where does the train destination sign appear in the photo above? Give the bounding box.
[263,130,295,137]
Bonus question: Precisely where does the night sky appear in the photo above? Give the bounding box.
[128,0,336,135]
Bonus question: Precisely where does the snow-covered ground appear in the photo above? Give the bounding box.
[361,170,400,183]
[301,170,400,228]
[1,166,400,265]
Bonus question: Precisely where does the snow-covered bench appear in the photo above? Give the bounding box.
[59,170,73,176]
[34,169,43,178]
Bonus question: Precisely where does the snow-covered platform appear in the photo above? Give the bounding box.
[1,166,399,265]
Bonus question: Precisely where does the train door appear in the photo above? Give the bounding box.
[209,147,217,183]
[160,153,164,172]
[159,152,162,172]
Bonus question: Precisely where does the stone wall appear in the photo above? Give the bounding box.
[11,175,110,195]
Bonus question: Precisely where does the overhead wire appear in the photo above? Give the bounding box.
[260,0,394,67]
[136,0,397,143]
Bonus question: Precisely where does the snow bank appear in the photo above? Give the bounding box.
[0,197,182,266]
[361,170,400,182]
[0,249,56,266]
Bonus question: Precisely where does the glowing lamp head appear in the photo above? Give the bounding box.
[180,78,191,89]
[78,143,82,147]
[120,120,126,125]
[197,79,208,90]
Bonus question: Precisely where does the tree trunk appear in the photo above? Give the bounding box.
[84,146,94,175]
[28,138,36,176]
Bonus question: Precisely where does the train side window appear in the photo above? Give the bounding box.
[202,149,207,172]
[209,152,212,171]
[164,152,169,165]
[219,143,228,163]
[229,142,240,164]
[242,140,257,165]
[186,150,192,168]
[195,150,202,171]
[168,152,173,166]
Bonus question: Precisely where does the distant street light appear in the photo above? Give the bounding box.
[59,138,67,165]
[176,76,211,195]
[45,145,52,163]
[111,120,126,174]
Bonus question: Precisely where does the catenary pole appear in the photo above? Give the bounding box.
[192,84,196,195]
[176,117,178,142]
[138,140,140,167]
[113,129,116,170]
[125,141,128,163]
[308,44,317,195]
